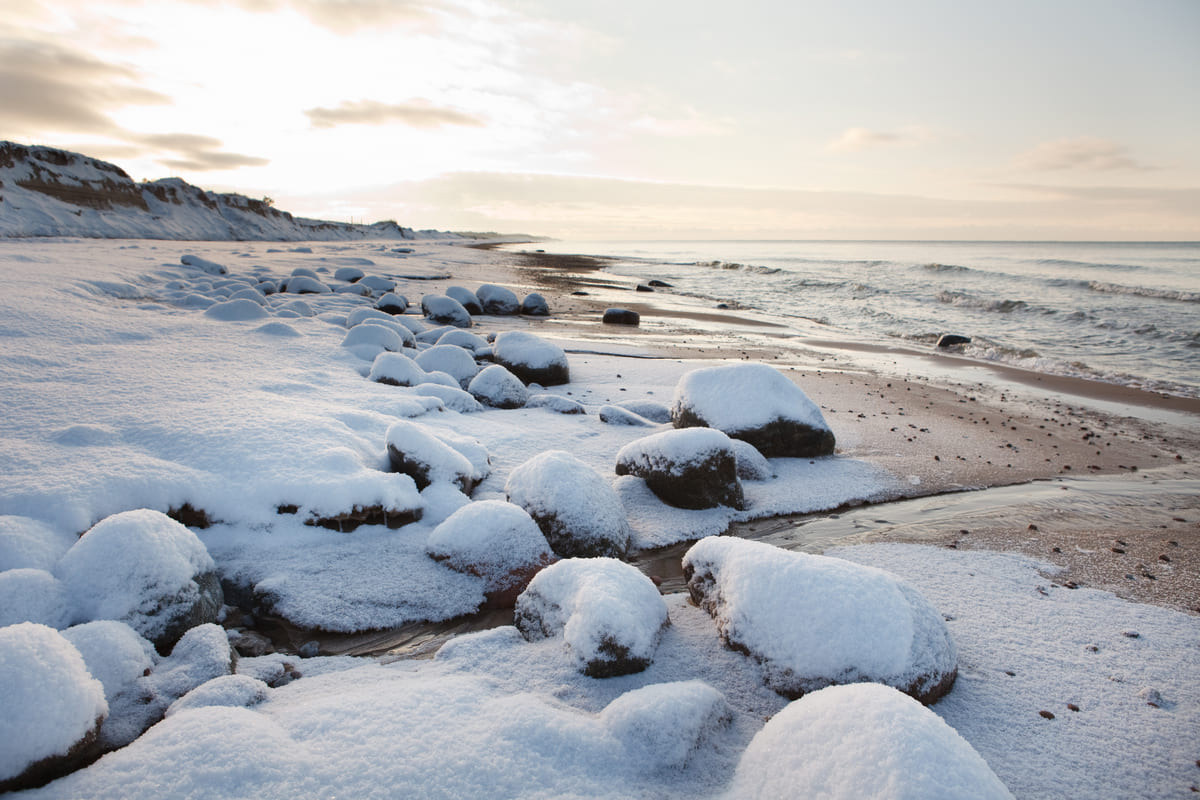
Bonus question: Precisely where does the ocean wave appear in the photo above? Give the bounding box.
[1035,257,1143,272]
[692,260,781,275]
[935,290,1028,313]
[921,262,970,273]
[1086,281,1200,303]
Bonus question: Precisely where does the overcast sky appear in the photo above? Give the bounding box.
[4,0,1198,239]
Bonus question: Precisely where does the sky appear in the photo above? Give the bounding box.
[3,0,1199,240]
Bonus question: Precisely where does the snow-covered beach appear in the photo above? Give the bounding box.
[2,237,1198,798]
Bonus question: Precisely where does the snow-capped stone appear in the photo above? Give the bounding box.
[54,509,223,651]
[376,292,409,314]
[165,675,270,717]
[61,621,156,704]
[468,364,528,409]
[356,317,417,347]
[413,384,484,413]
[228,287,268,306]
[358,275,395,294]
[682,537,957,703]
[289,267,319,279]
[276,299,315,317]
[203,298,270,321]
[602,308,639,325]
[515,558,669,677]
[730,439,774,480]
[385,420,483,493]
[727,683,1013,799]
[445,285,482,315]
[420,294,472,328]
[283,275,331,294]
[426,500,554,605]
[492,330,569,386]
[179,254,226,275]
[0,623,107,792]
[369,352,427,387]
[436,328,488,352]
[615,428,745,510]
[0,568,70,627]
[506,450,631,558]
[0,516,74,572]
[415,344,479,388]
[601,681,731,770]
[612,399,672,424]
[672,363,835,457]
[520,292,550,316]
[526,394,587,415]
[333,266,365,282]
[476,283,519,315]
[598,405,656,426]
[341,324,405,360]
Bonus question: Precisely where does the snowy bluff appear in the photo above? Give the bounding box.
[0,141,445,242]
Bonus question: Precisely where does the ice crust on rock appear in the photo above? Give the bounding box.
[506,450,631,558]
[468,363,528,409]
[616,427,745,510]
[514,558,669,677]
[727,683,1013,799]
[491,330,570,386]
[0,623,107,789]
[426,500,553,600]
[54,509,223,651]
[672,363,835,457]
[682,537,957,703]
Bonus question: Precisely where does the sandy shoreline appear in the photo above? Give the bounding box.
[481,245,1200,618]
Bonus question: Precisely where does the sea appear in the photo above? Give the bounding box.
[528,240,1200,399]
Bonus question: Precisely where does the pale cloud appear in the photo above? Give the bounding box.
[629,108,734,138]
[826,125,936,153]
[1013,137,1155,172]
[304,99,485,130]
[180,0,446,34]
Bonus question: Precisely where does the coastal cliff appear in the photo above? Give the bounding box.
[0,142,446,242]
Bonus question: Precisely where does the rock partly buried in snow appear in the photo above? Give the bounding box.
[341,324,406,361]
[165,674,270,717]
[356,317,417,348]
[514,558,669,678]
[414,383,484,413]
[682,537,957,704]
[0,568,70,627]
[0,623,108,792]
[520,292,550,316]
[426,500,554,607]
[0,515,74,572]
[601,681,731,770]
[526,394,587,414]
[376,292,409,315]
[672,363,835,458]
[369,351,427,387]
[492,330,570,386]
[421,294,472,328]
[334,266,365,282]
[613,399,672,424]
[598,405,657,427]
[284,275,331,294]
[385,420,487,493]
[445,285,483,315]
[727,683,1013,799]
[506,450,632,559]
[615,428,745,510]
[60,621,155,707]
[730,439,774,480]
[415,344,479,388]
[468,364,528,409]
[476,283,520,315]
[54,509,224,652]
[436,328,488,352]
[603,308,640,325]
[179,254,226,275]
[204,298,270,321]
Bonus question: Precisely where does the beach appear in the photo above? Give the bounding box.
[2,237,1198,798]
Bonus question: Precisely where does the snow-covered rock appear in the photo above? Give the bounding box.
[436,328,488,352]
[506,450,631,558]
[601,681,730,770]
[413,384,485,413]
[420,294,472,328]
[612,399,672,424]
[526,394,588,415]
[165,674,270,717]
[356,317,417,347]
[0,568,70,627]
[61,621,156,705]
[468,364,529,409]
[415,344,479,388]
[730,438,774,480]
[358,275,395,295]
[672,363,836,457]
[599,404,657,426]
[179,254,226,275]
[726,683,1013,799]
[376,292,408,314]
[682,537,957,703]
[615,428,745,510]
[476,283,520,315]
[283,275,331,294]
[54,509,223,651]
[203,298,270,321]
[426,500,554,606]
[341,324,406,361]
[0,623,107,791]
[0,516,74,572]
[445,285,482,315]
[519,292,550,316]
[333,266,365,282]
[514,558,668,677]
[491,330,570,386]
[385,420,485,493]
[369,352,427,387]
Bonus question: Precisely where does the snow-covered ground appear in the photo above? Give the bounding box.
[1,238,1197,798]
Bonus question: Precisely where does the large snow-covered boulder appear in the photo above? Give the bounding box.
[615,428,745,510]
[514,558,669,677]
[369,352,427,387]
[385,420,488,493]
[0,568,70,627]
[420,294,472,328]
[445,285,483,315]
[672,363,835,457]
[491,331,570,386]
[0,623,108,792]
[341,324,406,361]
[726,683,1013,799]
[426,500,554,607]
[506,451,631,559]
[468,364,528,409]
[476,283,519,315]
[682,537,957,703]
[54,509,224,652]
[414,344,479,388]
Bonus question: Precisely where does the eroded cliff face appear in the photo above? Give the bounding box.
[0,141,419,241]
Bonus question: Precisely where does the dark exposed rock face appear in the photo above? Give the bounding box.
[445,286,483,315]
[476,283,520,315]
[936,334,972,348]
[491,331,570,387]
[420,295,472,328]
[615,429,745,510]
[602,308,640,326]
[519,292,550,315]
[674,409,836,459]
[0,717,104,793]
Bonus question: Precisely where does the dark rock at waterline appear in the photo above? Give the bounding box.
[520,292,550,316]
[305,504,422,532]
[647,279,673,288]
[636,284,654,292]
[603,308,640,326]
[937,334,972,348]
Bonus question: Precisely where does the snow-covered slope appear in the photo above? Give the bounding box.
[0,142,451,242]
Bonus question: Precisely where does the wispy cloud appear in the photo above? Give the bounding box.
[1013,137,1155,172]
[132,134,269,172]
[826,125,936,153]
[304,99,485,130]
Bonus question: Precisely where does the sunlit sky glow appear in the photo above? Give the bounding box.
[4,0,1198,239]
